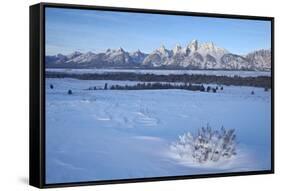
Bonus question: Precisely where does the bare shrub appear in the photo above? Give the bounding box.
[170,124,237,163]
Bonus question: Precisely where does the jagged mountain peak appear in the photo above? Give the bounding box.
[117,47,125,52]
[200,41,215,50]
[106,47,125,53]
[68,51,82,56]
[105,48,127,58]
[85,51,95,55]
[152,45,171,58]
[197,42,229,59]
[245,49,271,70]
[129,49,147,64]
[135,49,142,53]
[186,40,228,55]
[46,40,270,71]
[200,42,227,52]
[56,53,65,57]
[187,39,199,52]
[131,49,146,56]
[173,44,182,54]
[156,45,168,52]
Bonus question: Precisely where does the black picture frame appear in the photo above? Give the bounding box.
[30,2,275,189]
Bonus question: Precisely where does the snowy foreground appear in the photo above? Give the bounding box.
[45,78,271,184]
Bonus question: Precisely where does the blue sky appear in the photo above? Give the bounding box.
[46,7,271,55]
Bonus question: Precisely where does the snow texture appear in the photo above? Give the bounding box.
[45,78,271,184]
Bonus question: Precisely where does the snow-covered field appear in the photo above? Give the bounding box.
[46,68,270,77]
[45,78,271,184]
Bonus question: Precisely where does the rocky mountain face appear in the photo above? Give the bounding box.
[246,49,271,70]
[46,40,271,71]
[129,49,147,64]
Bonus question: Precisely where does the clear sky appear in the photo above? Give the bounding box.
[46,7,271,56]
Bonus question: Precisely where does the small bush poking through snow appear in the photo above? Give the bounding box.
[170,124,237,163]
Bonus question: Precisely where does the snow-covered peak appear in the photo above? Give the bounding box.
[66,51,96,64]
[66,51,82,59]
[116,47,125,53]
[246,49,271,70]
[155,45,171,57]
[173,44,182,54]
[135,49,142,53]
[200,42,215,50]
[187,40,228,58]
[197,42,228,58]
[156,45,167,53]
[56,53,66,58]
[46,40,270,71]
[131,49,144,56]
[199,42,227,52]
[106,48,126,56]
[129,49,147,63]
[84,51,95,56]
[187,39,199,52]
[151,45,171,57]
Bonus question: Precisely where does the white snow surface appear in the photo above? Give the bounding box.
[45,78,271,184]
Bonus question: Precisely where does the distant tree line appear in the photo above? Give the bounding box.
[85,82,223,93]
[46,72,271,88]
[110,82,205,92]
[49,81,262,95]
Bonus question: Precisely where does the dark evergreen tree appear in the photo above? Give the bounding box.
[50,84,54,89]
[104,83,108,90]
[68,89,72,95]
[200,85,205,92]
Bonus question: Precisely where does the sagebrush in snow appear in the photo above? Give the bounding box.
[171,124,237,163]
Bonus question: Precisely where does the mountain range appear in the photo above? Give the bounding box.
[46,40,271,71]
